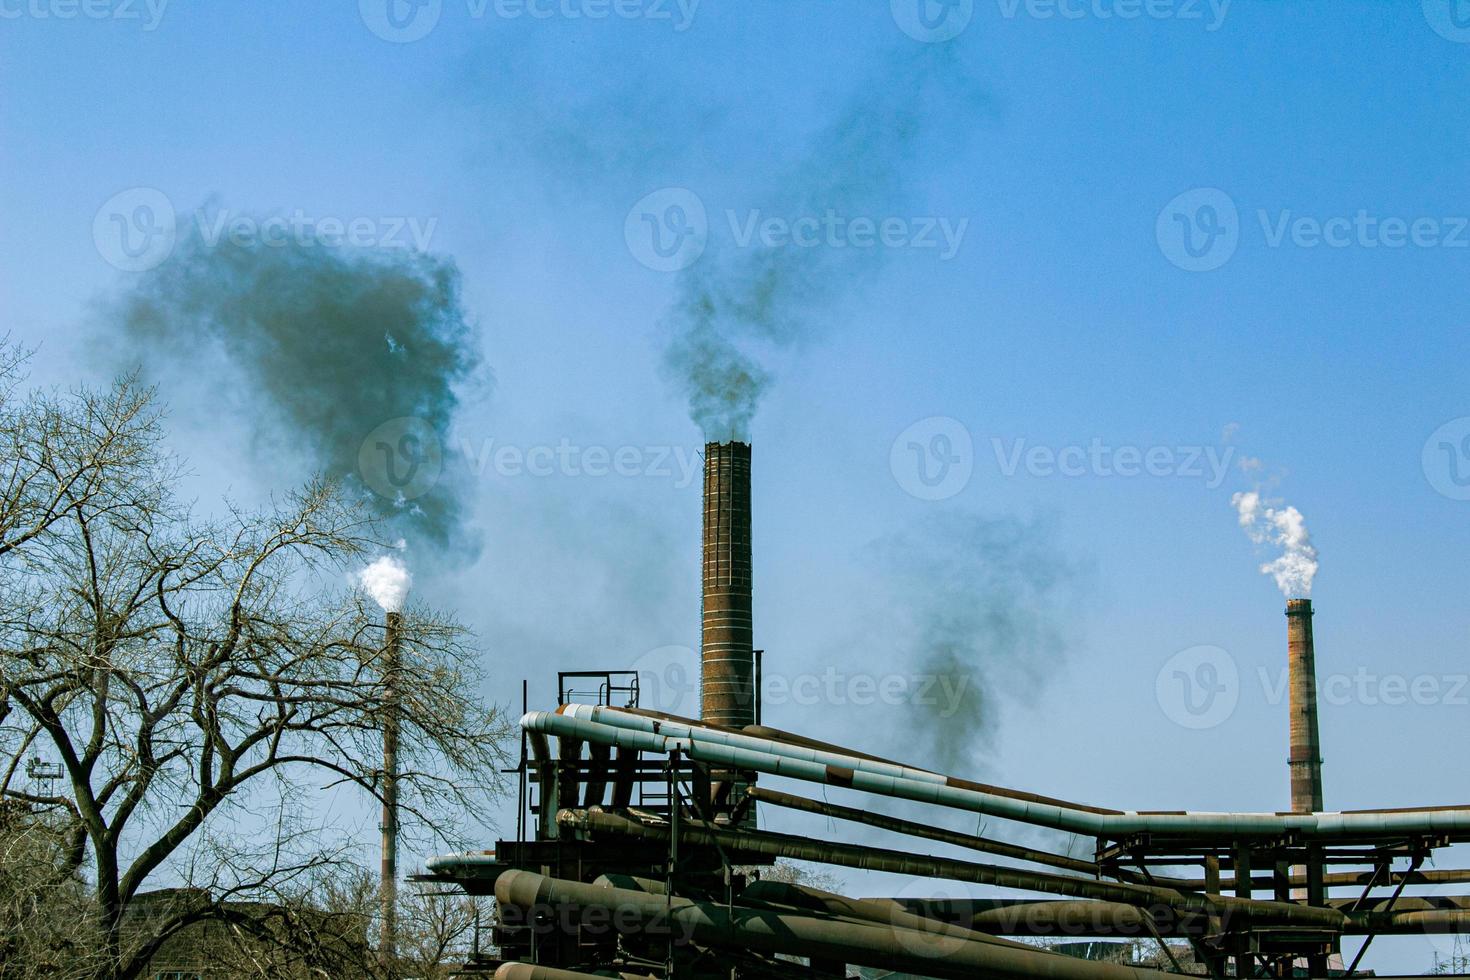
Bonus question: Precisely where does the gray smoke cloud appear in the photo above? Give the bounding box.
[111,222,481,551]
[865,512,1086,775]
[662,47,985,439]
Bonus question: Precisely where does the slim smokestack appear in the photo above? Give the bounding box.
[381,611,402,971]
[701,442,754,729]
[1286,599,1324,813]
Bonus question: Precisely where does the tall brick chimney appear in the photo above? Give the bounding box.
[701,441,754,729]
[1286,598,1324,813]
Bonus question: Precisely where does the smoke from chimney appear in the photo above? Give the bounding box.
[110,217,482,552]
[358,555,413,613]
[865,513,1085,775]
[1231,490,1319,597]
[661,49,983,439]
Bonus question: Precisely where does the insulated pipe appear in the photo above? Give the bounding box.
[526,707,1470,840]
[747,786,1099,875]
[559,704,1113,814]
[556,808,1347,930]
[493,869,1171,980]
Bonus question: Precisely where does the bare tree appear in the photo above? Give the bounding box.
[0,352,512,979]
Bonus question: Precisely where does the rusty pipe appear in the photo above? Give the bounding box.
[555,808,1347,930]
[747,786,1099,875]
[494,869,1172,980]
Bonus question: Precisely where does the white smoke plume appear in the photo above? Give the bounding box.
[1231,491,1318,597]
[357,556,413,613]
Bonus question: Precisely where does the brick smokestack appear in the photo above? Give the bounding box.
[701,441,754,729]
[1286,598,1324,813]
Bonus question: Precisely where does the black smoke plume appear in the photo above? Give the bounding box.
[866,512,1086,774]
[112,222,481,551]
[661,47,984,439]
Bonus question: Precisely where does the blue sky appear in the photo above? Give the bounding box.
[4,1,1470,971]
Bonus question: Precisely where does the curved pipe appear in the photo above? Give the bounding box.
[528,707,1470,840]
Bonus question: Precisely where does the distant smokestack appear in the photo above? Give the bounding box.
[701,442,754,729]
[1286,599,1324,813]
[381,611,402,969]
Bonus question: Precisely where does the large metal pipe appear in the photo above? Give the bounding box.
[493,967,647,980]
[747,786,1099,875]
[736,879,1043,952]
[701,441,754,729]
[493,869,1171,980]
[524,706,1470,840]
[555,808,1347,929]
[891,896,1470,938]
